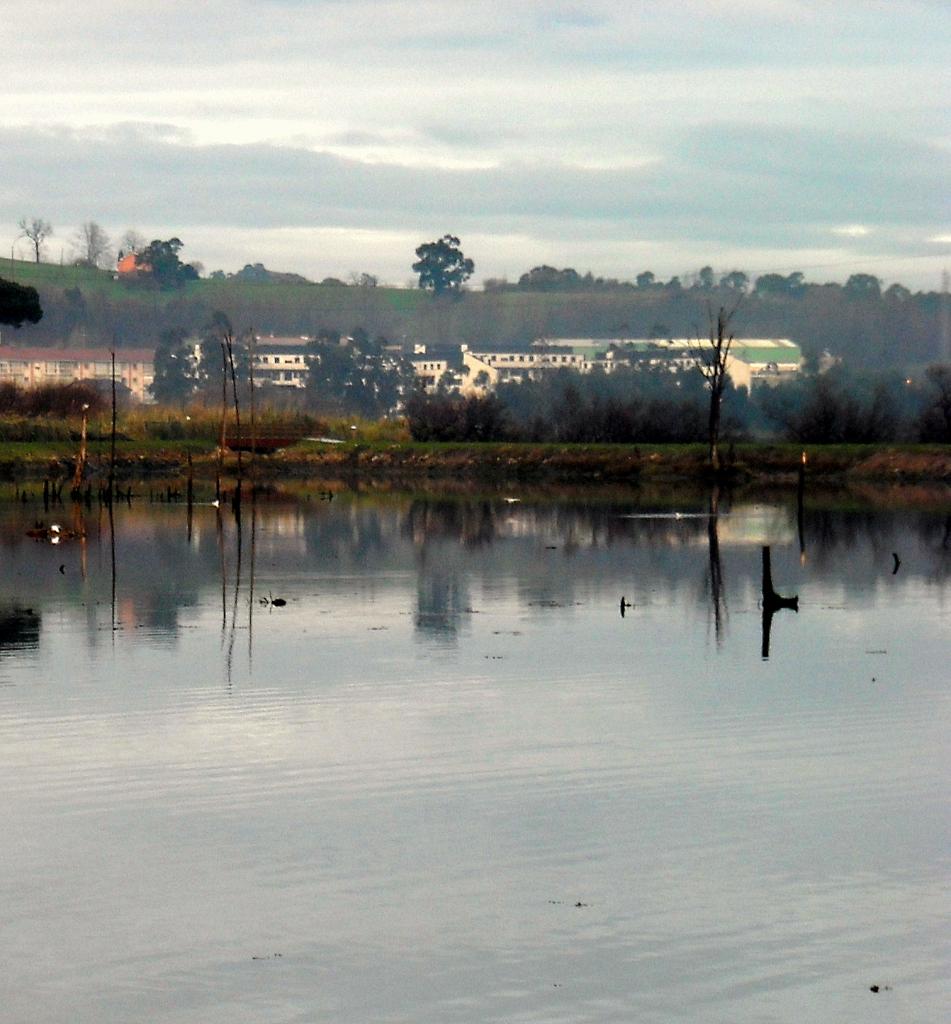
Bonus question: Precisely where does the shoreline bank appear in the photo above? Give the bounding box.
[1,440,950,486]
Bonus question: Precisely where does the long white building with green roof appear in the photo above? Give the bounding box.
[460,337,802,395]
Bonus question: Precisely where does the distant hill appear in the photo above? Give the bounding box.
[1,257,946,372]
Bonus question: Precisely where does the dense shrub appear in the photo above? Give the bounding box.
[0,416,73,441]
[916,365,951,442]
[405,393,512,442]
[406,364,941,446]
[0,381,106,418]
[407,367,742,444]
[494,367,729,444]
[756,369,915,443]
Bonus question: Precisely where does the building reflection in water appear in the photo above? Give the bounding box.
[414,571,471,642]
[406,501,481,642]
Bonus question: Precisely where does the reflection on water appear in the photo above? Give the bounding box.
[707,486,725,646]
[0,485,949,1024]
[0,605,40,654]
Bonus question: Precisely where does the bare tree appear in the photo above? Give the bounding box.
[693,303,738,472]
[208,310,245,486]
[348,271,378,287]
[18,217,53,263]
[72,221,112,268]
[119,228,146,256]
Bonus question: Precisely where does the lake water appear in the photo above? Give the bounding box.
[1,484,948,1023]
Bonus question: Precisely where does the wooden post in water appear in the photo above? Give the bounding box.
[186,451,194,542]
[108,348,117,505]
[72,403,89,495]
[224,324,243,521]
[797,450,806,561]
[216,341,227,504]
[248,326,256,480]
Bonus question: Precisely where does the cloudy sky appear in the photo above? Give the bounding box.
[1,0,948,287]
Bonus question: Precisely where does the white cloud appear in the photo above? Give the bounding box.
[0,0,947,287]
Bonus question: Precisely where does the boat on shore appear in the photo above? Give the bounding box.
[224,433,303,453]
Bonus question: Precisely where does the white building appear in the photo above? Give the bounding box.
[253,336,310,388]
[409,343,465,392]
[410,358,451,391]
[0,346,155,401]
[460,337,802,395]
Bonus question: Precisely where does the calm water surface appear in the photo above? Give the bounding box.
[1,487,948,1023]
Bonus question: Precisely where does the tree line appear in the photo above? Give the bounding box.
[4,223,948,373]
[151,318,416,420]
[406,363,951,446]
[7,270,945,374]
[153,302,951,447]
[485,264,905,301]
[11,217,206,279]
[5,277,951,447]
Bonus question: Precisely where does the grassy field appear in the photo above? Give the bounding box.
[3,256,428,317]
[3,256,143,297]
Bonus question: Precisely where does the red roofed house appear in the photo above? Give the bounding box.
[116,251,152,276]
[116,252,139,275]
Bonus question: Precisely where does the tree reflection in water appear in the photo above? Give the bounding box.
[707,486,726,646]
[4,483,950,666]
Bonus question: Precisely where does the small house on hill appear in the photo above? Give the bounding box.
[116,252,151,276]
